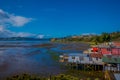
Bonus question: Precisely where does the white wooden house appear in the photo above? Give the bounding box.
[90,53,103,64]
[67,53,93,64]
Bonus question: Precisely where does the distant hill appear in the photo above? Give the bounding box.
[0,37,51,41]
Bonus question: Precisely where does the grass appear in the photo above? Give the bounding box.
[47,50,61,61]
[64,69,105,80]
[7,72,104,80]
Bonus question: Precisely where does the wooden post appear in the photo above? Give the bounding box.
[109,65,111,71]
[95,64,96,71]
[103,64,105,71]
[98,65,100,71]
[71,63,73,69]
[84,64,85,71]
[82,64,83,71]
[76,63,77,70]
[50,74,52,80]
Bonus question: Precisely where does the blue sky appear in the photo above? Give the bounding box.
[0,0,120,38]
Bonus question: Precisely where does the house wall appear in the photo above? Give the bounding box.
[99,48,120,55]
[117,64,120,71]
[92,58,103,64]
[105,66,118,72]
[68,56,81,63]
[68,56,92,64]
[111,48,120,55]
[100,48,111,55]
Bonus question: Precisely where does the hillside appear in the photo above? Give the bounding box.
[51,31,120,44]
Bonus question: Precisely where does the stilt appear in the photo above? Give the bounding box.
[95,64,96,71]
[98,65,99,71]
[103,64,104,71]
[84,64,85,71]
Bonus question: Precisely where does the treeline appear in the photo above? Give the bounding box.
[51,31,120,43]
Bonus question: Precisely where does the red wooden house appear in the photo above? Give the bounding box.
[91,47,120,56]
[100,48,111,55]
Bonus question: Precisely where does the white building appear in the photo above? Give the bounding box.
[68,53,93,64]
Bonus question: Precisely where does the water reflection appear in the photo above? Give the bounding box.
[0,41,86,79]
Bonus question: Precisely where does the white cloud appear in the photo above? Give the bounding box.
[10,15,32,27]
[0,27,45,38]
[16,32,35,37]
[0,9,47,38]
[0,26,5,31]
[81,33,97,36]
[0,9,4,13]
[0,9,32,27]
[0,9,37,38]
[0,28,35,38]
[36,35,45,39]
[0,25,41,38]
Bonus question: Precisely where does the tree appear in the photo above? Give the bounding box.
[100,33,111,42]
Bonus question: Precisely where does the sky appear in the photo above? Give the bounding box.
[0,0,120,38]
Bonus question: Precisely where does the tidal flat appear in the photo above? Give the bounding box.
[0,41,91,79]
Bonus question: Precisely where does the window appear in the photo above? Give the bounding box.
[96,57,98,61]
[79,56,83,60]
[72,56,75,59]
[64,59,68,62]
[89,57,92,61]
[107,48,111,51]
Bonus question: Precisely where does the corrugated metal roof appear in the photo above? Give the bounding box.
[68,53,88,57]
[102,56,120,63]
[114,73,120,80]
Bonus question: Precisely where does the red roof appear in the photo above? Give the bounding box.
[90,53,103,58]
[90,46,120,55]
[98,47,120,55]
[100,48,111,54]
[113,42,120,47]
[92,47,98,52]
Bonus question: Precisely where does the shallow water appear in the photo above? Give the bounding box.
[0,41,84,79]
